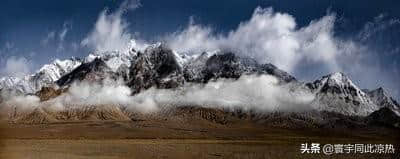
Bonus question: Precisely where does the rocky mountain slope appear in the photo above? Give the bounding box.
[306,72,378,116]
[1,41,400,123]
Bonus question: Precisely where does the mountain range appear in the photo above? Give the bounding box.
[0,40,399,127]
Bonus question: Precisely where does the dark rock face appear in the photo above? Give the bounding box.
[259,63,296,83]
[127,46,185,94]
[56,58,116,87]
[115,64,130,82]
[319,84,358,96]
[366,107,400,128]
[184,52,296,83]
[124,48,295,94]
[202,53,244,82]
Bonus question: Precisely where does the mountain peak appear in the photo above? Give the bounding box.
[367,87,391,100]
[127,40,148,53]
[308,72,358,92]
[56,58,114,87]
[324,72,353,85]
[373,87,387,95]
[307,72,378,116]
[330,71,345,76]
[366,87,400,113]
[329,72,346,79]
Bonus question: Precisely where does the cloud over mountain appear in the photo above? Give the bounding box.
[81,0,146,53]
[165,7,345,74]
[2,75,314,114]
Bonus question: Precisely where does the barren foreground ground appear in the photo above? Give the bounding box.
[0,120,399,159]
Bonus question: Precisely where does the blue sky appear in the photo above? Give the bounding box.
[1,0,400,98]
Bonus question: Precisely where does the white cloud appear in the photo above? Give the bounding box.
[165,7,347,74]
[47,80,157,113]
[136,75,315,112]
[166,9,400,101]
[3,95,40,111]
[81,0,141,52]
[0,56,32,78]
[166,17,218,54]
[2,75,314,114]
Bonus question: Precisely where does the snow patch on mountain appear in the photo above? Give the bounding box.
[366,87,400,116]
[36,58,83,84]
[307,72,379,116]
[0,57,82,94]
[0,76,25,93]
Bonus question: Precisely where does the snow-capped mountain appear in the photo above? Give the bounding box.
[0,40,142,94]
[1,41,400,118]
[365,87,400,116]
[0,77,30,93]
[0,57,82,94]
[183,52,296,83]
[306,72,379,116]
[56,58,116,87]
[30,58,83,90]
[49,43,297,94]
[84,45,138,72]
[127,44,186,93]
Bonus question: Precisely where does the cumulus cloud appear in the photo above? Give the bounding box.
[165,17,218,54]
[165,7,347,74]
[0,56,32,78]
[81,0,144,52]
